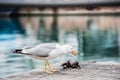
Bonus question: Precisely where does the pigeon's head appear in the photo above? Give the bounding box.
[62,45,77,56]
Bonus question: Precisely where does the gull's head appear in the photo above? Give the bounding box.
[62,45,77,56]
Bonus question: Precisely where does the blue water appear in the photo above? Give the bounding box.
[0,15,120,77]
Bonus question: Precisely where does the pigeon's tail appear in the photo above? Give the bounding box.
[12,49,23,54]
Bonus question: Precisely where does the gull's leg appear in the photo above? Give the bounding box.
[45,61,53,73]
[46,61,57,72]
[44,61,48,72]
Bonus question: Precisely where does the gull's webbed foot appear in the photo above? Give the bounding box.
[51,69,58,72]
[45,61,58,73]
[45,71,53,74]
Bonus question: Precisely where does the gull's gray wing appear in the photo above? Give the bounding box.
[22,43,57,57]
[35,43,57,49]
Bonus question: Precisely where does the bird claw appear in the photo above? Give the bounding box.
[51,69,58,72]
[45,69,58,74]
[45,71,53,74]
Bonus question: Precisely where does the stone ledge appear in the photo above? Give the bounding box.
[4,62,120,80]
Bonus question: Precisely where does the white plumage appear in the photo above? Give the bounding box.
[13,43,77,73]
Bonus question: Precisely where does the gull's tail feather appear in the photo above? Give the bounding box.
[11,49,32,55]
[12,49,23,54]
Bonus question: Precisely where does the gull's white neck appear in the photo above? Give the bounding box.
[56,44,68,54]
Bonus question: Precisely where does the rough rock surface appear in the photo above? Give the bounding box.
[4,62,120,80]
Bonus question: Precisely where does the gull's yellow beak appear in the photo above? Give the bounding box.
[71,50,77,56]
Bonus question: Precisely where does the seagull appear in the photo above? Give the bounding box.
[12,43,77,73]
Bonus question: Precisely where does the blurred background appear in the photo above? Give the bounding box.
[0,0,120,78]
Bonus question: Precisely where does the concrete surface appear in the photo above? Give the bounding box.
[4,62,120,80]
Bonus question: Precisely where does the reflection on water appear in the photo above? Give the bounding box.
[0,15,120,77]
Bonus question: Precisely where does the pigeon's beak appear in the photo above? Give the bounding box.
[71,50,77,56]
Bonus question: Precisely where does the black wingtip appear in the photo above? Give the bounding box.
[11,49,23,54]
